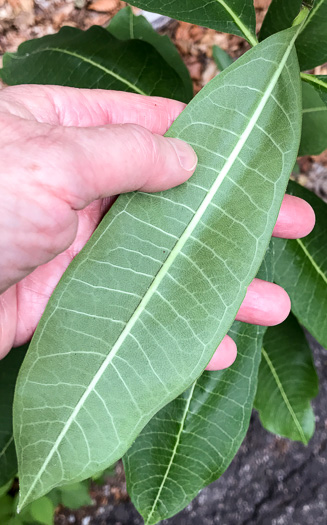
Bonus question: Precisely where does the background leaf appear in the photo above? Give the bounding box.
[108,6,193,101]
[296,0,327,70]
[273,181,327,348]
[14,29,302,509]
[0,495,15,522]
[29,497,54,525]
[259,0,302,41]
[255,314,318,444]
[299,81,327,156]
[125,321,266,525]
[58,482,92,510]
[0,26,189,102]
[212,45,233,71]
[0,345,28,487]
[124,249,273,525]
[301,74,327,107]
[129,0,257,44]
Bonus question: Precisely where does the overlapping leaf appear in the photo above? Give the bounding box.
[301,74,327,107]
[299,81,327,156]
[0,345,28,487]
[255,314,318,444]
[14,28,302,509]
[124,249,273,525]
[212,45,233,71]
[125,321,266,525]
[259,0,302,41]
[296,0,327,70]
[273,181,327,348]
[129,0,257,44]
[0,26,189,102]
[108,6,193,101]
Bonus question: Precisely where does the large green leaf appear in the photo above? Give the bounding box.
[125,321,266,525]
[14,28,302,509]
[259,0,302,41]
[129,0,257,45]
[124,249,273,525]
[296,0,327,70]
[0,345,28,487]
[108,6,193,102]
[273,181,327,348]
[299,81,327,156]
[0,26,189,102]
[301,73,327,107]
[255,314,318,444]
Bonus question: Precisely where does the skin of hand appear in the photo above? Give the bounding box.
[0,85,315,369]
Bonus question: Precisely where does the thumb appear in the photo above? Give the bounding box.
[47,122,198,210]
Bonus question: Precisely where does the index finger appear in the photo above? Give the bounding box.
[2,85,186,135]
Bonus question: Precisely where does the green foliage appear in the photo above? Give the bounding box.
[0,1,326,523]
[255,314,318,444]
[125,321,266,524]
[212,45,233,71]
[0,25,189,102]
[299,81,327,156]
[13,28,302,509]
[108,6,193,101]
[296,0,327,70]
[129,0,257,44]
[0,479,93,525]
[301,74,327,107]
[0,345,28,487]
[274,181,327,349]
[50,482,92,510]
[259,0,303,41]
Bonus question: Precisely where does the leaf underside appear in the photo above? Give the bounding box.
[14,28,302,509]
[255,314,318,444]
[124,249,274,525]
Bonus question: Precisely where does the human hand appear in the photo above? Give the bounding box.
[0,86,315,369]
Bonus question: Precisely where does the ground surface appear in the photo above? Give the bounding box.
[1,2,327,524]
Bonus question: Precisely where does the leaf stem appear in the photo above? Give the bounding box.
[292,6,310,26]
[301,72,327,91]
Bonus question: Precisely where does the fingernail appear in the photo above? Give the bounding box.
[167,138,198,172]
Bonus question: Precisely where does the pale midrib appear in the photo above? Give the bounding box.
[302,0,325,31]
[19,27,300,510]
[129,8,135,39]
[296,238,327,285]
[145,382,197,525]
[11,47,147,96]
[215,0,258,46]
[0,435,14,460]
[262,347,306,443]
